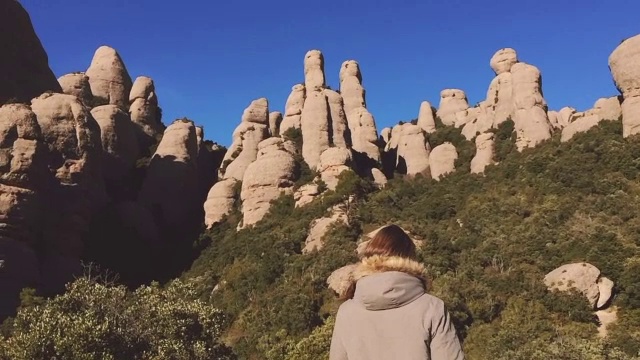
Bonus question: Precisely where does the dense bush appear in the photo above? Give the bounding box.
[0,277,234,360]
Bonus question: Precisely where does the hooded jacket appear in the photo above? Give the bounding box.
[329,255,465,360]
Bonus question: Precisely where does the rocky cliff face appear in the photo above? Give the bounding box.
[0,0,61,104]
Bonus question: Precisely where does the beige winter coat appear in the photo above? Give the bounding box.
[330,255,465,360]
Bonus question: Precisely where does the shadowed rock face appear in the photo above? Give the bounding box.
[0,0,61,103]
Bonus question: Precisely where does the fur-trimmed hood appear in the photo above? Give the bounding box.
[350,255,430,310]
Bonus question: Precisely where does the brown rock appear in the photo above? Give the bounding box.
[86,46,133,109]
[0,0,61,104]
[58,73,93,106]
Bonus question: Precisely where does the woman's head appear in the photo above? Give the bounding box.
[362,224,416,260]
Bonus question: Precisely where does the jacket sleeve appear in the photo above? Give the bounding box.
[329,307,349,360]
[429,302,465,360]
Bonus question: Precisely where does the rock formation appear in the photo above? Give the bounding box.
[561,97,622,142]
[430,142,458,180]
[339,60,381,166]
[90,105,139,183]
[470,132,496,174]
[85,46,133,109]
[280,84,305,134]
[544,262,614,310]
[490,48,518,75]
[386,123,431,177]
[138,119,199,233]
[304,50,325,91]
[0,0,61,104]
[511,63,552,150]
[417,101,436,133]
[129,76,163,152]
[219,98,270,181]
[300,90,330,170]
[0,103,47,316]
[294,183,321,208]
[609,35,640,138]
[302,204,348,253]
[269,111,282,137]
[437,89,469,127]
[58,73,93,105]
[240,138,297,228]
[204,179,239,228]
[318,147,354,190]
[325,89,350,148]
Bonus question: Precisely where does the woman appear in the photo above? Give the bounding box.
[330,225,465,360]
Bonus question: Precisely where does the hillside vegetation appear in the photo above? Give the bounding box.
[3,119,640,359]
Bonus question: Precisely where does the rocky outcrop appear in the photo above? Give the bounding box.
[371,168,388,188]
[544,262,614,310]
[269,111,282,137]
[470,133,496,174]
[318,147,353,190]
[393,124,430,177]
[561,97,622,142]
[417,101,436,133]
[138,119,199,233]
[300,90,330,170]
[340,60,380,166]
[303,205,348,253]
[327,264,357,297]
[461,102,494,140]
[220,99,270,181]
[325,89,350,148]
[437,89,469,127]
[294,183,321,208]
[30,93,106,292]
[340,60,366,116]
[240,138,297,228]
[511,63,552,150]
[129,76,163,150]
[280,84,305,134]
[490,48,518,75]
[90,105,139,182]
[204,179,238,228]
[430,142,458,180]
[0,0,61,104]
[85,46,133,109]
[304,50,325,91]
[609,35,640,138]
[58,73,93,105]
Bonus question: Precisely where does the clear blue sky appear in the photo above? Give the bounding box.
[21,0,640,147]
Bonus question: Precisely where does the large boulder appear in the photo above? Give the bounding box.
[470,132,496,174]
[203,178,239,228]
[300,90,330,170]
[303,205,349,253]
[417,101,436,133]
[280,84,305,134]
[340,60,366,116]
[429,142,458,180]
[240,138,298,228]
[318,147,353,190]
[85,46,133,109]
[0,0,61,104]
[220,99,270,181]
[324,89,350,148]
[490,48,518,75]
[129,76,163,150]
[90,105,139,182]
[609,34,640,137]
[269,111,283,137]
[58,73,93,106]
[304,50,326,91]
[396,124,430,177]
[436,89,469,127]
[544,262,614,310]
[486,72,514,127]
[511,63,552,150]
[138,119,199,232]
